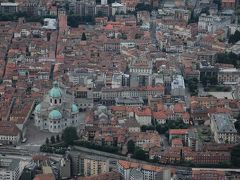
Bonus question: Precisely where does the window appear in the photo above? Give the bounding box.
[59,99,61,103]
[54,99,57,104]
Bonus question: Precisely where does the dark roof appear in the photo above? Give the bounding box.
[0,121,20,136]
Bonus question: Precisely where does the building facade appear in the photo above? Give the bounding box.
[210,113,238,144]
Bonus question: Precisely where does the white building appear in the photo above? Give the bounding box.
[0,3,19,14]
[0,121,21,145]
[210,113,238,144]
[171,75,185,97]
[111,2,126,16]
[34,82,81,133]
[42,18,57,30]
[0,158,21,180]
[112,72,123,89]
[198,14,231,33]
[218,68,240,85]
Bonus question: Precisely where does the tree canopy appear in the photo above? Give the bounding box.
[62,127,78,145]
[186,78,199,96]
[156,119,189,134]
[81,32,87,41]
[216,52,240,68]
[135,3,153,12]
[231,144,240,167]
[127,140,135,154]
[228,30,240,44]
[132,148,149,161]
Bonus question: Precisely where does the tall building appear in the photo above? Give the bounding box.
[69,152,110,177]
[59,155,71,179]
[0,3,19,14]
[0,158,28,180]
[33,81,81,133]
[101,0,108,5]
[73,0,96,17]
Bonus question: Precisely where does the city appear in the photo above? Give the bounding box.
[0,0,240,179]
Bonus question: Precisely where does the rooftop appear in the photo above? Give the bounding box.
[211,113,237,133]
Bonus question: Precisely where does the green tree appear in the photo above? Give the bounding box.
[231,144,240,167]
[50,136,55,144]
[46,138,49,145]
[81,32,87,41]
[141,125,155,132]
[229,30,240,44]
[135,3,153,12]
[62,127,78,145]
[216,52,240,68]
[127,140,135,154]
[133,148,148,161]
[135,33,142,39]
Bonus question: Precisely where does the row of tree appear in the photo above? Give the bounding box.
[45,127,78,146]
[127,140,149,161]
[216,52,240,68]
[0,13,56,23]
[141,119,189,135]
[185,78,199,96]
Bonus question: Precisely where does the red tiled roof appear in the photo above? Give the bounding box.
[169,129,188,135]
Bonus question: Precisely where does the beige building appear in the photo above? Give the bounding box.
[69,152,110,177]
[82,158,109,176]
[218,68,240,85]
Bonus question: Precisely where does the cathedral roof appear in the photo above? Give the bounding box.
[49,81,62,98]
[49,110,62,119]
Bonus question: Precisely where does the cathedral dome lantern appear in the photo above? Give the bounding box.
[49,81,62,98]
[49,81,62,105]
[34,104,41,114]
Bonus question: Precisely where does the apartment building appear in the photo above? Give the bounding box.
[0,158,23,180]
[117,160,164,180]
[69,153,110,177]
[0,121,21,145]
[217,68,240,85]
[210,113,238,144]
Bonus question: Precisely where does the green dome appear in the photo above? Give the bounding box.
[34,104,41,113]
[72,104,78,113]
[49,110,62,119]
[49,82,62,98]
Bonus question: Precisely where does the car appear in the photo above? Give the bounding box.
[21,138,27,143]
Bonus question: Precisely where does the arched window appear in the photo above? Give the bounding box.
[50,99,52,103]
[54,99,57,104]
[59,99,61,104]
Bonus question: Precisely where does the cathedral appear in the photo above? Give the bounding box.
[34,82,80,133]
